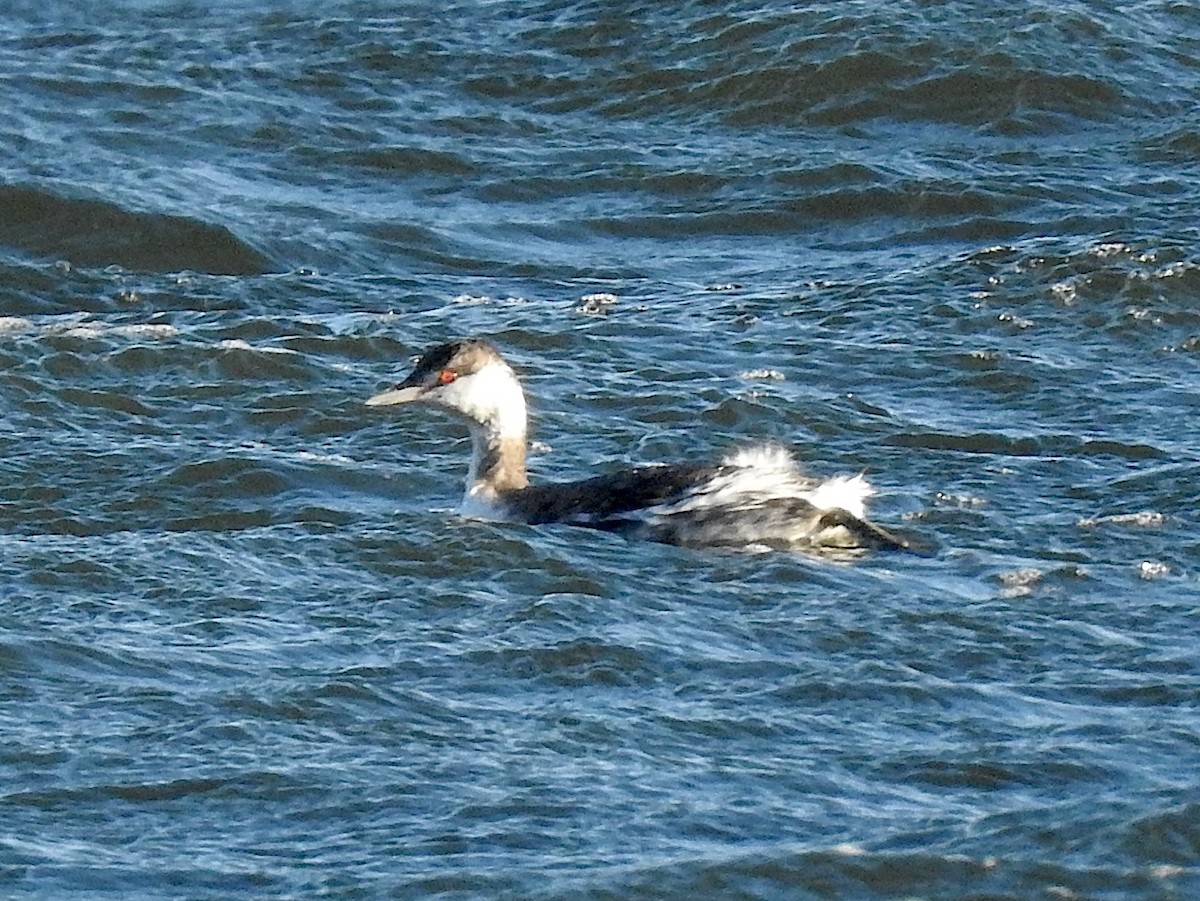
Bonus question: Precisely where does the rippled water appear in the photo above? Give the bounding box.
[2,2,1199,898]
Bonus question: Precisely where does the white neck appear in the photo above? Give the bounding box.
[440,360,529,498]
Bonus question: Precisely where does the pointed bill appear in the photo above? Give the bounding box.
[365,385,424,407]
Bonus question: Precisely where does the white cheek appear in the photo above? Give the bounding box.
[435,379,476,413]
[452,379,497,423]
[434,363,527,437]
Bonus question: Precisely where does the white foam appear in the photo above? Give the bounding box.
[10,317,178,341]
[219,339,296,354]
[1077,510,1165,528]
[1138,560,1170,579]
[0,317,34,334]
[109,323,178,339]
[739,368,785,381]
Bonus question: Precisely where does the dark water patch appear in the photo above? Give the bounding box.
[213,343,312,383]
[909,213,1136,248]
[25,866,281,899]
[1139,126,1200,163]
[0,185,272,275]
[360,221,469,261]
[56,386,157,418]
[869,67,1124,132]
[772,676,940,709]
[938,351,1039,395]
[785,181,1014,223]
[650,711,799,744]
[463,638,656,687]
[13,29,104,51]
[25,70,194,106]
[504,3,1141,131]
[0,260,64,314]
[1103,462,1200,503]
[885,430,1166,461]
[564,846,1175,901]
[473,166,733,206]
[721,61,1124,131]
[318,145,478,177]
[24,636,178,684]
[0,771,306,811]
[24,555,125,593]
[163,457,290,498]
[894,756,1111,791]
[1124,803,1200,866]
[1054,681,1200,708]
[590,206,1067,249]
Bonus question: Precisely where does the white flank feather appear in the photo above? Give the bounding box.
[800,473,874,520]
[650,444,873,518]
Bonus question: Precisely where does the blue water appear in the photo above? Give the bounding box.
[1,2,1198,898]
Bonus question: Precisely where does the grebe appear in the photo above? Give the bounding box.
[365,338,910,552]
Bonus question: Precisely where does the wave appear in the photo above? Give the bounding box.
[469,3,1138,131]
[566,842,1188,900]
[1140,127,1200,163]
[595,57,1124,132]
[886,430,1166,461]
[0,184,273,275]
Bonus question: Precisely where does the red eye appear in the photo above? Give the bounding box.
[437,368,457,385]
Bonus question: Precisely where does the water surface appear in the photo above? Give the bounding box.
[1,2,1198,898]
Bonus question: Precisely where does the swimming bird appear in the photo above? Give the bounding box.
[365,338,910,552]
